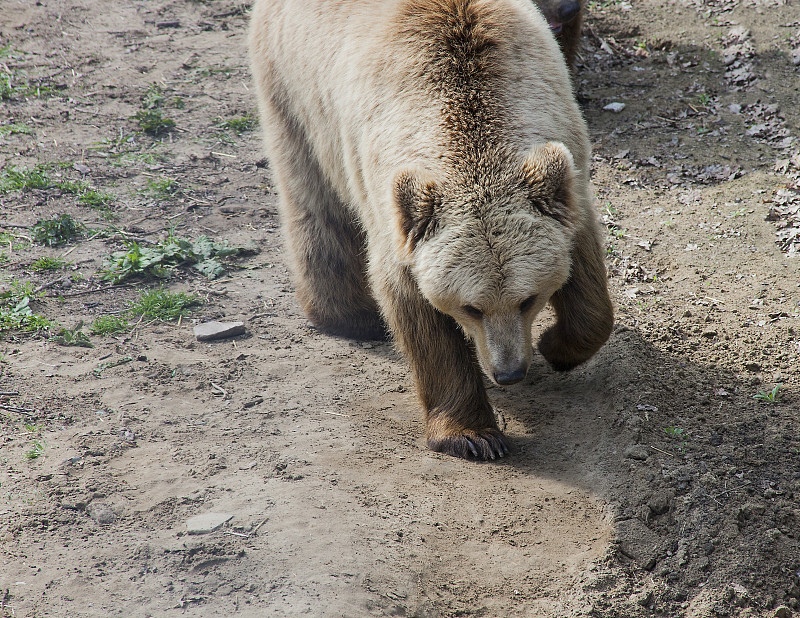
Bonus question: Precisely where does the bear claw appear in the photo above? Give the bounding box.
[428,430,510,461]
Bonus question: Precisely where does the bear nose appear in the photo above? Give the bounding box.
[494,367,526,386]
[557,0,581,23]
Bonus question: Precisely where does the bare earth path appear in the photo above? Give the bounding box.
[1,0,798,616]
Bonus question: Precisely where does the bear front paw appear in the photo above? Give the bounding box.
[427,428,510,461]
[537,326,594,372]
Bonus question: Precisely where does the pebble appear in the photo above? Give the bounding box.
[624,445,650,461]
[194,321,246,342]
[603,102,626,113]
[186,512,233,535]
[773,606,792,618]
[648,491,673,516]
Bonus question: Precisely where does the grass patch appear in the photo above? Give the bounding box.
[0,123,32,136]
[753,384,782,403]
[0,166,51,193]
[145,177,180,199]
[100,232,256,283]
[24,424,45,461]
[0,286,55,335]
[32,214,86,247]
[78,188,115,208]
[1,165,114,208]
[134,109,176,136]
[128,289,200,321]
[90,315,130,336]
[218,113,257,134]
[51,321,93,347]
[31,256,67,271]
[0,68,54,101]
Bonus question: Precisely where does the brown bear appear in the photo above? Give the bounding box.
[249,0,613,460]
[533,0,585,68]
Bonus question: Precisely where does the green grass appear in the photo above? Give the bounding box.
[145,177,180,199]
[0,286,55,335]
[78,188,114,208]
[32,214,85,247]
[0,68,54,101]
[100,233,254,283]
[753,384,782,403]
[664,426,685,439]
[90,315,130,336]
[0,123,32,136]
[128,289,200,321]
[51,321,93,347]
[0,165,114,208]
[134,109,176,136]
[0,166,51,193]
[24,424,45,460]
[31,256,67,271]
[218,114,257,134]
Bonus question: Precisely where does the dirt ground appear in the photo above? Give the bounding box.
[1,0,798,616]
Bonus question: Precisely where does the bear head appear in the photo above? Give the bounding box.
[394,141,582,386]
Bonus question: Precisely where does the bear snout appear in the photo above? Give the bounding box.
[556,0,581,23]
[493,365,527,386]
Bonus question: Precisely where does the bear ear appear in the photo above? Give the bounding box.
[521,141,579,227]
[393,170,440,252]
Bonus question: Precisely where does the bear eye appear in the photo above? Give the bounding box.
[462,305,483,319]
[520,295,538,312]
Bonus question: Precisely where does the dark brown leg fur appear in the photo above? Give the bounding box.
[556,11,583,69]
[538,222,613,371]
[263,98,387,341]
[372,265,510,460]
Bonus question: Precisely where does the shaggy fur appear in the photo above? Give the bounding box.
[533,0,584,68]
[249,0,613,460]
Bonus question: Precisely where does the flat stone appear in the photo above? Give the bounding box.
[186,512,233,535]
[624,445,650,461]
[194,321,246,342]
[616,518,661,570]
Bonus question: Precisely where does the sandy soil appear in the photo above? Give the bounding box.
[1,0,798,616]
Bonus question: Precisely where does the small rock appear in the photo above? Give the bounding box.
[709,432,723,447]
[119,428,136,443]
[87,502,118,525]
[701,330,717,338]
[616,518,661,570]
[773,605,792,618]
[194,321,246,342]
[648,491,673,516]
[186,512,233,535]
[729,103,742,114]
[624,445,650,461]
[745,362,762,372]
[603,102,626,113]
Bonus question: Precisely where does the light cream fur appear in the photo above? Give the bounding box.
[249,0,613,460]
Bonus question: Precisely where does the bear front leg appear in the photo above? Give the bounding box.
[538,222,614,371]
[376,269,510,460]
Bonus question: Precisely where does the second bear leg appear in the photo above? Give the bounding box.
[538,221,614,370]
